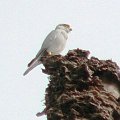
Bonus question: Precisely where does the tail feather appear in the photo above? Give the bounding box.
[28,58,36,67]
[23,59,41,76]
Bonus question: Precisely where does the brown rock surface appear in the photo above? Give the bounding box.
[37,49,120,120]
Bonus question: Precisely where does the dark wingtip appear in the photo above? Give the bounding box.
[28,58,35,67]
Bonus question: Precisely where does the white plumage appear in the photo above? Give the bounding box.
[23,24,72,76]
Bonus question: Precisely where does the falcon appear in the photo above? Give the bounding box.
[23,24,72,76]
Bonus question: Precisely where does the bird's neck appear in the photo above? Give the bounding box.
[56,28,68,38]
[59,29,68,39]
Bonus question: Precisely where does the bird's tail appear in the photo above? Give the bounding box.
[23,59,41,76]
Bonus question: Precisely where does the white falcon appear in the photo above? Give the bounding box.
[23,24,72,76]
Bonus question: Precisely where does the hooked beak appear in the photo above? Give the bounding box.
[69,28,72,31]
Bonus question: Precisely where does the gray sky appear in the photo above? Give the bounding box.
[0,0,120,120]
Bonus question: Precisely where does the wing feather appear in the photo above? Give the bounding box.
[36,30,58,57]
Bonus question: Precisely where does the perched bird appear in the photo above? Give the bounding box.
[23,24,72,76]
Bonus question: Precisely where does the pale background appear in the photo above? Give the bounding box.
[0,0,120,120]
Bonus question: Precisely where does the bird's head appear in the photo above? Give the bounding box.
[55,24,72,33]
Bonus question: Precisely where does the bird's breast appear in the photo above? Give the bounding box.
[61,31,68,40]
[47,31,67,54]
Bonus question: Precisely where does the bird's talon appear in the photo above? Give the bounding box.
[48,52,52,56]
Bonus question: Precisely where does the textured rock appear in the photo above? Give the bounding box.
[37,49,120,120]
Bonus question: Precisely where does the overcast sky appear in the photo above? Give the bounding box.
[0,0,120,120]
